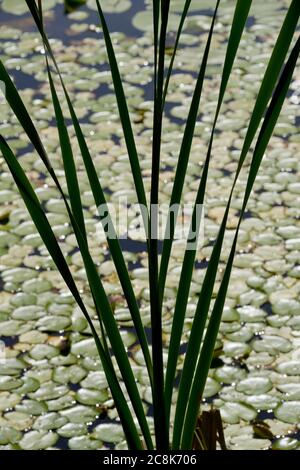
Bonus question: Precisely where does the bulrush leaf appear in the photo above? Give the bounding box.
[95,0,148,219]
[171,0,253,447]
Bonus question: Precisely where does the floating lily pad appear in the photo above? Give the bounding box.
[15,399,48,415]
[80,371,108,390]
[2,0,56,15]
[28,382,69,401]
[29,344,60,360]
[203,377,221,398]
[75,388,109,405]
[0,376,23,391]
[277,383,300,400]
[244,394,280,411]
[0,392,21,411]
[219,402,257,424]
[71,338,98,356]
[237,305,267,322]
[3,411,34,431]
[0,426,22,445]
[214,366,247,384]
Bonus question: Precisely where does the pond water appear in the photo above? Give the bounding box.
[0,0,300,451]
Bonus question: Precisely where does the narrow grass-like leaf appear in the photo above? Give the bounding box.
[0,136,142,450]
[181,35,300,449]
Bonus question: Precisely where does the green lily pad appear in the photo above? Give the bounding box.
[3,411,34,431]
[0,426,22,445]
[11,305,44,321]
[36,315,71,331]
[33,412,68,431]
[19,430,58,450]
[80,371,108,390]
[237,306,267,322]
[0,392,21,411]
[2,0,56,15]
[29,344,60,360]
[236,377,273,395]
[244,394,280,411]
[223,342,251,358]
[203,377,221,398]
[276,361,300,376]
[272,437,299,450]
[71,338,98,356]
[60,405,98,423]
[92,423,124,443]
[53,365,87,384]
[275,401,300,424]
[47,393,75,412]
[214,366,247,384]
[252,335,292,355]
[57,422,87,438]
[68,435,102,450]
[219,402,257,424]
[28,382,69,401]
[15,399,48,415]
[277,383,300,400]
[15,377,40,395]
[0,376,23,391]
[19,330,48,344]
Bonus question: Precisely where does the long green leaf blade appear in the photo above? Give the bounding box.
[46,57,87,241]
[162,0,220,426]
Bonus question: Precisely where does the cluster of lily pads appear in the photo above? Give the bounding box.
[0,0,299,450]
